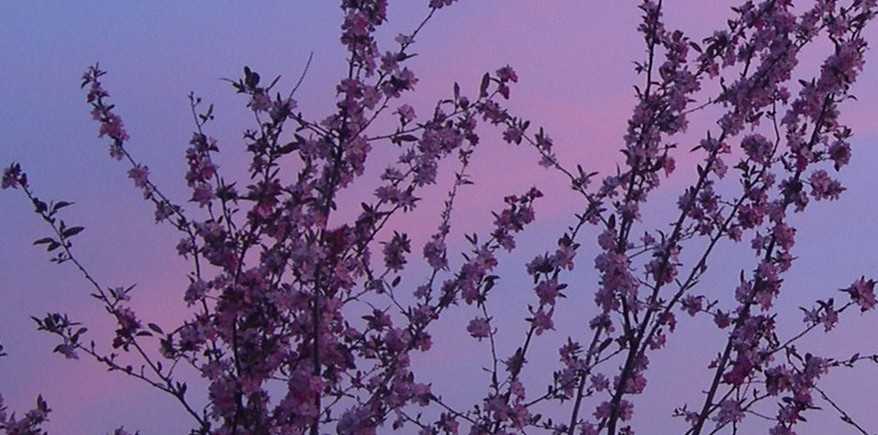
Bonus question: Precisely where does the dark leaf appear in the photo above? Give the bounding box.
[479,73,490,98]
[394,134,418,143]
[33,199,48,214]
[52,201,73,212]
[62,226,85,238]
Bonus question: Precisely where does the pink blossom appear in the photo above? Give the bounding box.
[250,92,271,112]
[395,104,415,123]
[535,278,563,306]
[845,277,876,311]
[530,307,554,335]
[191,183,214,206]
[808,169,844,200]
[713,399,744,425]
[467,317,491,340]
[1,164,25,190]
[423,238,448,270]
[496,65,518,83]
[681,295,703,316]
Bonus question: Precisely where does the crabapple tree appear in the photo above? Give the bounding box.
[3,0,878,434]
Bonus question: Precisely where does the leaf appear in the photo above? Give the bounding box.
[52,201,73,212]
[277,141,300,154]
[36,395,49,412]
[33,237,55,245]
[147,323,164,334]
[245,67,260,88]
[33,199,48,214]
[479,72,490,98]
[484,278,496,293]
[62,226,85,238]
[394,134,418,143]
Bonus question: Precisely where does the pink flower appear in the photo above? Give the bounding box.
[808,169,844,200]
[845,277,876,311]
[423,238,447,270]
[681,295,702,316]
[191,183,214,206]
[531,307,554,335]
[382,231,411,271]
[127,164,150,196]
[714,310,731,329]
[535,278,563,306]
[502,125,523,144]
[713,399,744,425]
[590,374,609,391]
[741,133,772,164]
[496,65,518,83]
[250,92,271,112]
[1,164,25,190]
[467,317,491,340]
[395,104,415,123]
[154,201,174,223]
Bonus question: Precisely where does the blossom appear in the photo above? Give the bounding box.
[808,169,844,201]
[112,307,142,349]
[127,164,149,188]
[423,238,447,270]
[844,277,876,311]
[741,133,772,164]
[1,164,25,190]
[191,183,214,206]
[496,65,518,83]
[680,295,703,316]
[531,307,554,335]
[713,399,744,425]
[395,104,415,123]
[382,231,411,271]
[467,317,491,340]
[535,278,563,306]
[250,92,271,112]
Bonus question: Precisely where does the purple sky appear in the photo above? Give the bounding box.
[2,2,878,433]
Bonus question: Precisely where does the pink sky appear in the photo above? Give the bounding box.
[2,2,878,433]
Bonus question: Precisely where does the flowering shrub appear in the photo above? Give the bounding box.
[3,1,878,434]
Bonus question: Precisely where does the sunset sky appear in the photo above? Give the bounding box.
[2,2,878,433]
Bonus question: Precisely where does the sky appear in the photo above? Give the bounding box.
[1,2,878,434]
